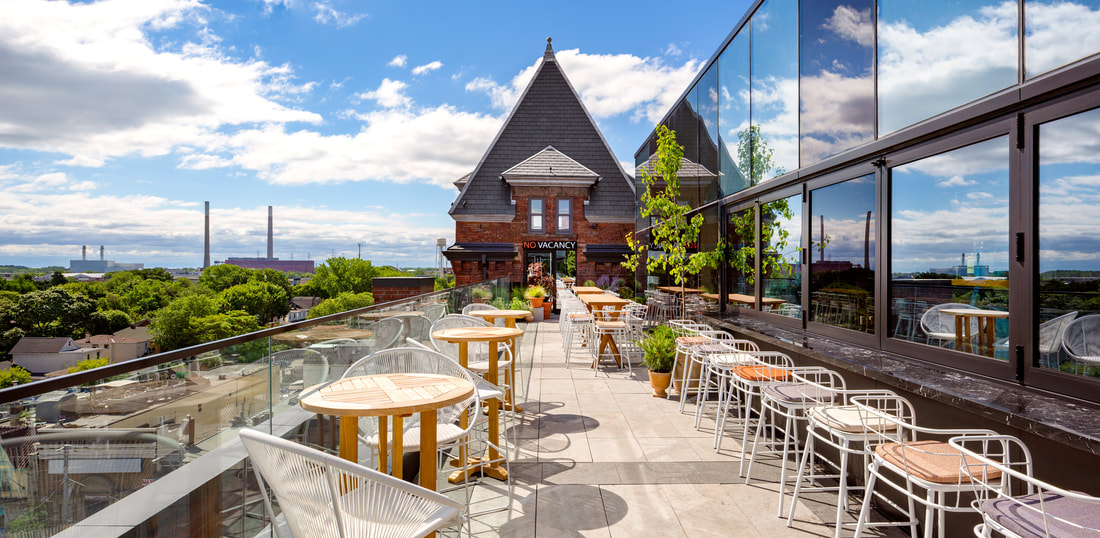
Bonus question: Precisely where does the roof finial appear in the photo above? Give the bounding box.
[544,37,555,61]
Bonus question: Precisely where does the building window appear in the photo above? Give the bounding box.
[530,198,544,232]
[890,136,1009,356]
[810,175,875,333]
[762,193,802,317]
[556,198,572,232]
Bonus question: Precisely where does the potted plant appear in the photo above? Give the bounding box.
[638,325,676,397]
[524,285,546,308]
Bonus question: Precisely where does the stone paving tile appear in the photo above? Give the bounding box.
[588,436,646,463]
[580,412,632,439]
[534,484,612,537]
[601,484,687,538]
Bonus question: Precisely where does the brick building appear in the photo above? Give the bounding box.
[444,39,636,288]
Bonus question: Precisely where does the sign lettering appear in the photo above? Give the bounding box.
[523,241,576,250]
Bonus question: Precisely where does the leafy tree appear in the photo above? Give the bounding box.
[311,257,384,297]
[250,268,293,298]
[150,294,221,350]
[434,276,455,291]
[0,366,31,388]
[623,125,707,313]
[68,357,110,374]
[50,270,68,287]
[220,280,290,323]
[86,309,133,335]
[0,274,38,293]
[8,288,96,337]
[199,264,253,292]
[0,290,19,309]
[0,328,26,362]
[191,311,262,344]
[307,292,374,319]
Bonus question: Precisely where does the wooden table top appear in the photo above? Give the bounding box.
[272,327,373,346]
[941,308,1009,318]
[658,286,705,295]
[579,294,632,306]
[701,293,786,305]
[432,326,524,343]
[561,277,576,283]
[299,374,474,417]
[359,310,425,320]
[594,321,627,328]
[467,309,531,320]
[572,286,605,294]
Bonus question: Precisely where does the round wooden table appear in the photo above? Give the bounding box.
[358,310,425,321]
[467,309,531,329]
[942,308,1008,357]
[272,327,373,347]
[572,286,605,295]
[299,373,474,494]
[431,326,523,482]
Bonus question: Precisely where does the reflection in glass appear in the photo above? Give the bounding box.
[762,194,802,318]
[800,0,874,165]
[697,64,721,203]
[810,176,875,333]
[665,100,705,207]
[718,32,751,196]
[1039,107,1100,378]
[751,0,799,181]
[700,205,722,295]
[726,207,755,309]
[878,0,1017,134]
[1026,1,1100,77]
[890,137,1010,357]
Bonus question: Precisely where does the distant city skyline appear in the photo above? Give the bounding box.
[0,0,750,269]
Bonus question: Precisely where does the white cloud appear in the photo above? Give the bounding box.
[357,78,411,109]
[411,60,443,76]
[311,1,366,27]
[967,191,994,200]
[466,49,702,125]
[1,169,98,193]
[388,54,408,68]
[823,5,873,47]
[937,175,976,188]
[0,0,321,167]
[664,43,683,57]
[1026,2,1100,76]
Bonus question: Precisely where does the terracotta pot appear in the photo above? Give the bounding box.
[528,297,544,308]
[542,301,552,318]
[648,370,672,398]
[472,298,487,304]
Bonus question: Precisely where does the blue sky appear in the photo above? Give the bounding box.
[0,0,751,269]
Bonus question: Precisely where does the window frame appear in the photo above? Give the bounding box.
[556,198,572,233]
[529,197,545,233]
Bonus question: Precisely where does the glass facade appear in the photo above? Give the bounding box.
[635,0,1100,401]
[890,137,1010,356]
[810,176,875,333]
[1038,107,1100,379]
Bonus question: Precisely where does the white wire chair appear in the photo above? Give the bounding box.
[430,316,518,413]
[462,303,498,316]
[1060,314,1100,374]
[422,303,448,323]
[949,434,1100,538]
[920,303,979,348]
[851,394,1000,538]
[240,428,463,538]
[361,317,405,352]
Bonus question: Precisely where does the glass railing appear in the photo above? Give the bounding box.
[0,278,518,536]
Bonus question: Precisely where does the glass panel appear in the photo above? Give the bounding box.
[557,198,571,231]
[697,64,721,203]
[1026,1,1100,78]
[666,99,704,207]
[1039,107,1100,378]
[762,194,803,318]
[810,175,875,333]
[878,0,1018,134]
[890,137,1009,357]
[719,32,752,196]
[726,206,756,309]
[751,0,799,181]
[800,0,875,164]
[531,199,543,231]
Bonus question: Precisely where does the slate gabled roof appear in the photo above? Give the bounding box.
[635,154,718,179]
[10,337,80,354]
[502,146,599,185]
[450,38,635,221]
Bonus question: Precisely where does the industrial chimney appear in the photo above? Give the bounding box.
[82,245,86,261]
[100,245,104,261]
[203,201,211,269]
[267,206,274,259]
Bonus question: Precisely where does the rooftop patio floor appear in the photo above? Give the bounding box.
[459,316,904,537]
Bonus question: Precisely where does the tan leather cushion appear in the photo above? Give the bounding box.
[676,336,709,346]
[807,405,898,434]
[732,365,790,382]
[875,440,1003,484]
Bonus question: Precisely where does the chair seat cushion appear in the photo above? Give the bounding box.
[763,383,836,404]
[874,440,1002,484]
[363,423,467,452]
[695,343,733,354]
[707,353,754,368]
[981,491,1100,538]
[731,365,790,382]
[676,336,710,346]
[807,405,899,434]
[465,359,512,373]
[595,321,627,329]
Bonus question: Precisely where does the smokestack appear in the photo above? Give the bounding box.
[819,215,825,263]
[82,245,86,261]
[100,245,104,261]
[204,201,210,269]
[267,206,274,259]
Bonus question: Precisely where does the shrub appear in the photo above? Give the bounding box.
[638,325,676,373]
[523,285,546,299]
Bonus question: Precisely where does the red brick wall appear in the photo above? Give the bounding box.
[372,277,435,304]
[452,189,633,287]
